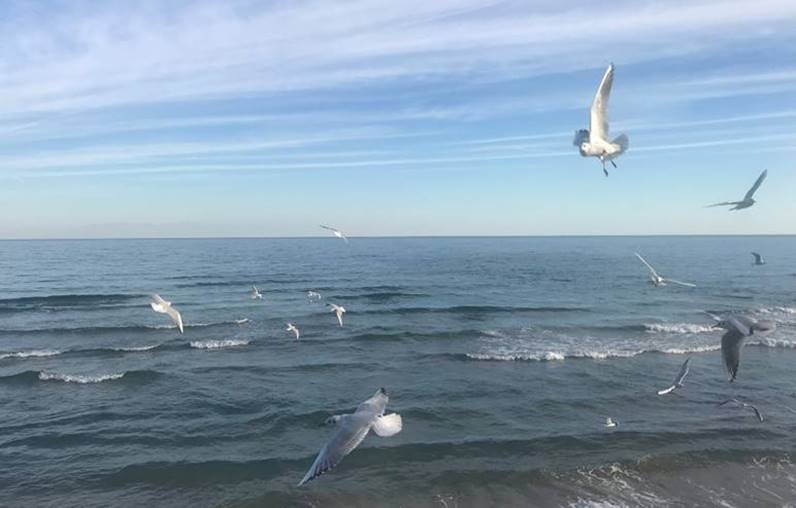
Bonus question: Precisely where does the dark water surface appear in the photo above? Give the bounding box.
[1,237,795,507]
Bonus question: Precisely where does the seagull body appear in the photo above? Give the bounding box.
[574,64,629,176]
[604,417,617,428]
[718,398,764,422]
[307,290,322,300]
[751,252,765,265]
[708,170,767,210]
[287,322,300,340]
[298,388,402,486]
[635,253,696,288]
[657,357,691,395]
[710,314,776,382]
[320,225,348,243]
[329,303,346,326]
[250,285,263,300]
[150,294,184,333]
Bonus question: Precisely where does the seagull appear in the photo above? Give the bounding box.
[657,357,691,395]
[298,388,402,486]
[320,225,348,243]
[707,169,767,211]
[149,294,184,333]
[286,323,300,340]
[751,252,766,266]
[635,253,696,288]
[709,314,776,382]
[307,290,322,300]
[718,398,764,422]
[329,303,346,326]
[250,285,263,300]
[574,63,629,177]
[604,417,618,428]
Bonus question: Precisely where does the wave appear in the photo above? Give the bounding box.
[0,293,143,313]
[0,349,62,360]
[189,339,251,349]
[328,291,429,302]
[462,344,728,362]
[233,318,251,324]
[39,371,126,384]
[359,305,589,316]
[759,306,796,315]
[112,344,161,352]
[0,369,160,385]
[645,323,714,334]
[0,319,246,336]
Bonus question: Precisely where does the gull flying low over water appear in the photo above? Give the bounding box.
[150,294,184,333]
[708,313,775,382]
[707,169,767,211]
[329,303,346,326]
[635,253,696,288]
[657,357,691,395]
[250,285,263,299]
[718,398,764,422]
[604,417,617,428]
[286,323,300,340]
[574,63,629,177]
[751,252,766,266]
[298,388,402,486]
[320,225,348,243]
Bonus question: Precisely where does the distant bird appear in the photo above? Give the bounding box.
[250,285,263,300]
[320,225,348,243]
[574,63,629,177]
[751,252,765,265]
[709,314,776,382]
[298,388,402,486]
[635,253,696,288]
[707,169,767,211]
[150,294,184,333]
[287,323,300,340]
[307,290,322,300]
[329,303,346,326]
[604,417,617,428]
[718,398,764,422]
[657,357,691,395]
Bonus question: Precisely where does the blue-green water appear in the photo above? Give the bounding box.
[1,237,795,507]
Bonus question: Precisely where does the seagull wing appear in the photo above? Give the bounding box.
[298,413,373,486]
[320,225,339,234]
[751,252,763,263]
[356,389,388,416]
[665,278,696,288]
[151,294,169,308]
[749,404,764,422]
[674,357,691,386]
[706,201,740,208]
[657,385,676,396]
[635,253,659,279]
[372,413,402,437]
[589,64,614,142]
[744,169,767,200]
[166,306,184,333]
[721,328,746,382]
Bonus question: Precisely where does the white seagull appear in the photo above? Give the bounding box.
[751,252,765,266]
[250,285,263,300]
[657,357,691,395]
[320,225,348,243]
[329,303,346,326]
[150,294,184,333]
[574,63,629,177]
[307,290,322,300]
[635,253,696,288]
[286,322,300,340]
[709,314,775,382]
[298,388,402,486]
[604,417,618,428]
[718,398,764,422]
[707,169,767,211]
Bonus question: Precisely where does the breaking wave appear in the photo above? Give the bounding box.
[189,339,251,350]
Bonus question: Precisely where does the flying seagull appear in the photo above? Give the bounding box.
[718,398,764,422]
[320,225,348,243]
[250,285,263,300]
[150,294,184,333]
[635,253,696,288]
[329,303,346,326]
[709,313,775,382]
[751,252,765,266]
[707,169,767,211]
[574,63,629,177]
[287,323,300,340]
[657,357,691,395]
[298,388,402,486]
[604,417,618,428]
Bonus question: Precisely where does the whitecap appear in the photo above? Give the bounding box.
[39,371,125,384]
[234,318,251,324]
[190,339,251,349]
[0,349,62,360]
[645,323,714,334]
[113,344,159,352]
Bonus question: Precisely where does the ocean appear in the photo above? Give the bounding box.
[1,236,795,507]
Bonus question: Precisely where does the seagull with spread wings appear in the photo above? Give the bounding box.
[320,225,348,243]
[150,294,184,333]
[707,170,767,211]
[657,357,691,395]
[635,253,696,288]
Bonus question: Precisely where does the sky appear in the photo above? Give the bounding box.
[0,0,795,238]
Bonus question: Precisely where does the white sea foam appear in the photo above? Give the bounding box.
[466,351,566,362]
[0,349,62,360]
[113,344,159,352]
[657,345,721,355]
[755,338,796,349]
[234,318,251,324]
[467,344,730,362]
[190,339,251,349]
[38,371,125,383]
[645,323,714,334]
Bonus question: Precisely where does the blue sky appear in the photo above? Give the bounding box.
[0,0,794,238]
